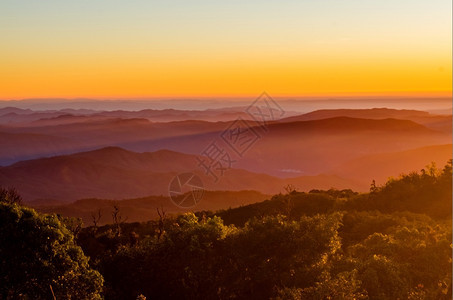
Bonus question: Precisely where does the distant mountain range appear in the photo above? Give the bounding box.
[0,106,277,124]
[1,108,449,168]
[1,97,450,112]
[0,146,363,203]
[279,108,452,132]
[0,107,450,209]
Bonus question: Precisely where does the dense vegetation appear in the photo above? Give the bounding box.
[1,161,451,299]
[0,194,103,299]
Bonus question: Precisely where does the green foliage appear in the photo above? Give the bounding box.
[214,191,339,227]
[223,213,342,298]
[95,213,344,299]
[298,270,367,300]
[0,202,103,299]
[347,160,452,219]
[348,222,452,299]
[69,160,453,299]
[99,213,234,299]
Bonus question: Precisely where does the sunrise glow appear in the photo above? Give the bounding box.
[0,0,451,99]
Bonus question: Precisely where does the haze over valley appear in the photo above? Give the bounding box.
[0,100,450,223]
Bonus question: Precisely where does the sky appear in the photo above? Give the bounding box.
[0,0,451,99]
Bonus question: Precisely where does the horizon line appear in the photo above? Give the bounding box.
[0,91,452,102]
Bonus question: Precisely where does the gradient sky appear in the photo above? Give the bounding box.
[0,0,451,99]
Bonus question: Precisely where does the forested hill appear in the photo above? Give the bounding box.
[212,160,452,226]
[74,160,451,299]
[1,160,451,299]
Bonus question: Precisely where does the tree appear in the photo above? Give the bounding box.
[156,206,166,241]
[224,213,343,298]
[0,202,103,299]
[347,161,452,219]
[112,205,127,237]
[369,179,378,194]
[348,221,452,299]
[60,216,83,238]
[99,213,234,300]
[0,187,22,205]
[91,209,102,231]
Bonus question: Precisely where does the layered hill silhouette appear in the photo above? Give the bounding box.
[280,108,431,122]
[118,116,447,177]
[1,106,450,213]
[279,108,452,132]
[0,147,363,203]
[34,190,270,225]
[1,113,450,178]
[0,106,275,125]
[30,144,452,225]
[0,118,227,164]
[0,131,78,165]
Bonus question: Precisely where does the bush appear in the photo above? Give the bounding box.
[0,202,103,299]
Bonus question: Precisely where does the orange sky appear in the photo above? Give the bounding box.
[0,1,451,99]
